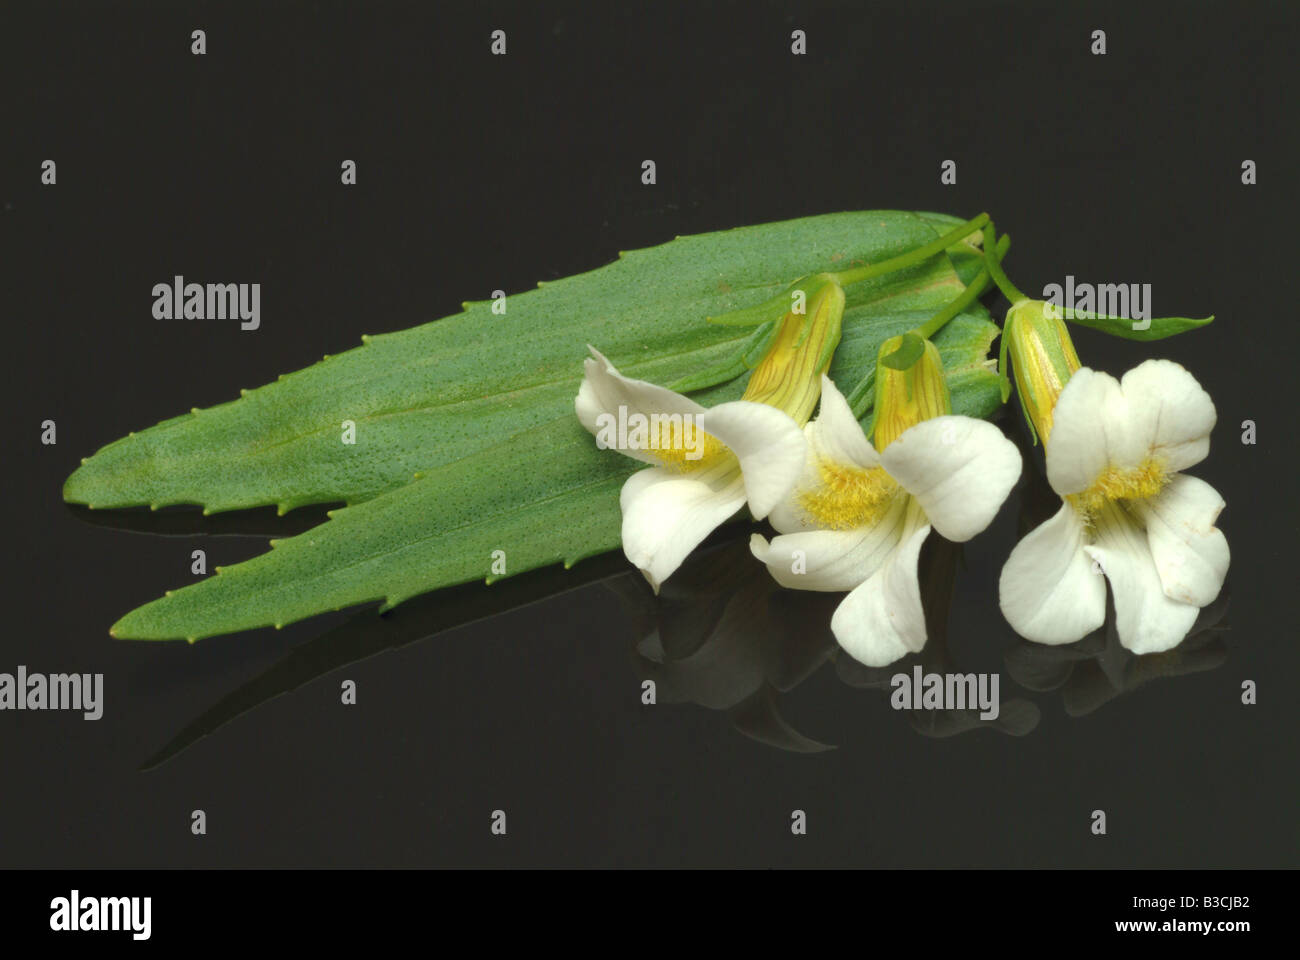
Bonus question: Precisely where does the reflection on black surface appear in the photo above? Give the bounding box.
[140,549,634,770]
[1004,591,1230,717]
[138,447,1228,767]
[613,538,841,753]
[834,534,1041,737]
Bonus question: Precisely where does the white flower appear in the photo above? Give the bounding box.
[999,359,1229,655]
[750,375,1021,666]
[575,347,806,592]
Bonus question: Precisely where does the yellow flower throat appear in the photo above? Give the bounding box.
[798,459,899,530]
[1070,457,1169,518]
[650,419,726,471]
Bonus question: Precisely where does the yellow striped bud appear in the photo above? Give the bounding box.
[741,276,845,426]
[870,336,951,450]
[1004,299,1082,442]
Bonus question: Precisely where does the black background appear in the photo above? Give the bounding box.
[2,0,1296,868]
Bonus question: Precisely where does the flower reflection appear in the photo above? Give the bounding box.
[137,428,1230,767]
[613,536,841,753]
[1003,591,1229,717]
[622,527,1042,745]
[832,534,1040,738]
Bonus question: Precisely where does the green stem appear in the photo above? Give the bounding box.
[846,234,1010,421]
[831,213,989,287]
[914,233,1011,340]
[981,223,1027,303]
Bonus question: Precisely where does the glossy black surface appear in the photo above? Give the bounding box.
[2,1,1295,867]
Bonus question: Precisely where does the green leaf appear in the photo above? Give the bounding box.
[1061,308,1214,341]
[77,210,1004,640]
[67,210,982,514]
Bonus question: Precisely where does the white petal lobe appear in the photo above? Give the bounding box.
[881,416,1021,542]
[1086,503,1199,655]
[576,347,706,465]
[999,502,1107,645]
[750,498,906,592]
[619,466,745,592]
[1045,368,1140,495]
[1135,474,1229,607]
[700,401,806,519]
[806,375,879,470]
[1119,359,1217,474]
[830,520,931,666]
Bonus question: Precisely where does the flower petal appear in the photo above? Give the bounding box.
[699,401,806,519]
[575,346,706,465]
[806,375,879,470]
[620,465,745,592]
[1086,503,1199,655]
[750,492,908,591]
[767,376,880,534]
[1045,361,1218,497]
[1044,367,1141,496]
[1119,359,1217,474]
[880,415,1021,542]
[1134,474,1229,607]
[830,519,931,666]
[999,502,1107,645]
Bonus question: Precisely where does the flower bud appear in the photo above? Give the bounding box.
[870,335,951,450]
[740,275,845,425]
[1003,300,1082,442]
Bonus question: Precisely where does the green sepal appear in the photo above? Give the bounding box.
[706,283,801,326]
[811,313,843,377]
[667,320,779,392]
[742,319,783,367]
[879,331,926,371]
[846,372,874,420]
[1015,373,1040,446]
[997,320,1013,403]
